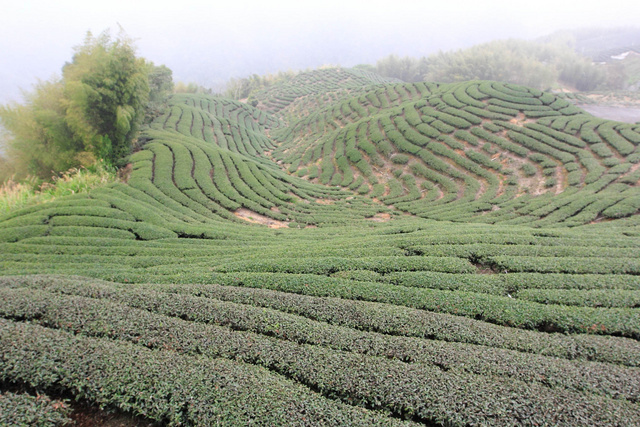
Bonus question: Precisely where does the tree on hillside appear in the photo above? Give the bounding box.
[147,64,173,102]
[63,30,150,165]
[0,126,17,182]
[224,70,298,100]
[173,81,210,94]
[0,79,83,180]
[145,63,174,123]
[420,40,562,89]
[373,39,607,90]
[375,55,424,82]
[559,57,606,91]
[0,29,160,181]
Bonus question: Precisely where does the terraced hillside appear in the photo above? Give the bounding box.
[1,68,639,426]
[272,77,640,226]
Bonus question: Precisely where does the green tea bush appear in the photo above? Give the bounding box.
[0,391,71,427]
[0,319,400,426]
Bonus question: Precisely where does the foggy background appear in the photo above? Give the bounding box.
[1,0,639,104]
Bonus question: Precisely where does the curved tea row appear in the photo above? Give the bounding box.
[274,79,640,226]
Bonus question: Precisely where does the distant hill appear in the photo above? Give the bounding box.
[266,69,640,227]
[368,28,640,92]
[543,27,640,62]
[542,27,640,90]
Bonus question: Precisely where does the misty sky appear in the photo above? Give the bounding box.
[1,0,639,103]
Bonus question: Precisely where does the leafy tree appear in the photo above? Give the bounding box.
[0,126,15,182]
[145,63,174,123]
[559,57,605,91]
[376,55,423,82]
[0,79,84,180]
[352,64,377,73]
[224,70,298,100]
[62,30,150,165]
[0,28,157,182]
[173,81,211,94]
[420,40,563,89]
[373,39,607,90]
[147,64,174,103]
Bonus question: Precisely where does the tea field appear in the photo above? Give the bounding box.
[1,68,639,425]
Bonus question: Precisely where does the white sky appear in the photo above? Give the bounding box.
[1,0,639,102]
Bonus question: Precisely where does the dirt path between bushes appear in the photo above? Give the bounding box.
[234,208,290,228]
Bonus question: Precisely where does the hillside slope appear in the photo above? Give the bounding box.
[0,68,639,425]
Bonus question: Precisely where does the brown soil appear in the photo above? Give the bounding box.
[624,162,640,185]
[118,164,133,183]
[501,154,546,196]
[509,113,536,127]
[589,216,614,225]
[555,166,567,195]
[470,260,496,274]
[315,198,335,205]
[68,401,157,427]
[234,208,290,228]
[366,212,392,222]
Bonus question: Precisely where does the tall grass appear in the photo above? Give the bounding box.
[0,162,118,215]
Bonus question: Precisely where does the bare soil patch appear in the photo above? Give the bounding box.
[500,154,548,196]
[315,198,335,205]
[508,112,536,127]
[68,401,157,427]
[118,163,133,183]
[234,208,290,228]
[367,212,392,222]
[625,163,640,185]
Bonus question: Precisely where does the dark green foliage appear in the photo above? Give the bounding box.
[453,130,479,146]
[215,255,474,275]
[391,154,410,164]
[0,318,401,426]
[1,282,639,419]
[0,29,161,178]
[63,30,150,165]
[0,391,72,427]
[598,122,635,156]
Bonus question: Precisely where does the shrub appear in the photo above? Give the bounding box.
[390,154,410,165]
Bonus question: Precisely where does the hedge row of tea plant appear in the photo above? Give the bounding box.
[0,390,71,427]
[0,318,407,426]
[2,277,640,425]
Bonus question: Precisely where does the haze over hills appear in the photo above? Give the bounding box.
[1,66,640,424]
[2,0,640,104]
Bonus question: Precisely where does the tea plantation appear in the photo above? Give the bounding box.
[1,67,639,425]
